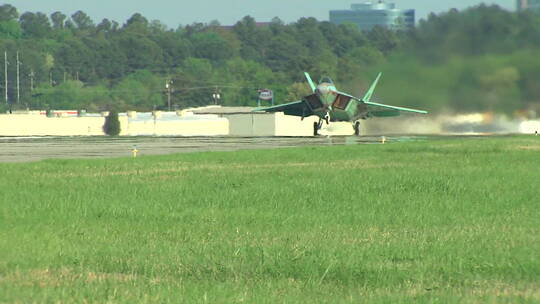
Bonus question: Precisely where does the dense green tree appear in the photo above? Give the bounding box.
[115,32,163,72]
[50,12,66,29]
[125,13,148,28]
[265,32,309,73]
[123,13,151,37]
[269,17,285,35]
[0,20,22,39]
[96,18,112,33]
[33,81,85,109]
[112,70,162,109]
[191,31,234,61]
[216,58,280,106]
[295,17,329,57]
[71,10,94,30]
[0,4,18,22]
[54,38,94,82]
[150,20,168,34]
[181,22,205,37]
[170,57,216,107]
[367,26,400,55]
[319,22,362,56]
[344,46,385,67]
[19,12,51,38]
[81,36,127,80]
[152,31,191,68]
[287,82,311,101]
[233,16,267,61]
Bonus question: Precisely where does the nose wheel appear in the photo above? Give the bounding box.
[353,121,361,136]
[324,113,330,125]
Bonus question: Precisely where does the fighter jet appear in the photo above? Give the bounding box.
[254,72,427,136]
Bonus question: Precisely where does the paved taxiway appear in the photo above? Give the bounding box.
[0,136,426,163]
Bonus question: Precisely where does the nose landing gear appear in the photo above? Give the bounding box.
[324,113,330,125]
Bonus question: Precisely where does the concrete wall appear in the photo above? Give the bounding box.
[0,114,110,136]
[274,113,354,136]
[13,109,535,137]
[362,116,442,135]
[226,113,316,137]
[519,120,540,134]
[274,113,316,136]
[318,121,355,136]
[0,112,228,137]
[125,117,229,136]
[226,113,275,136]
[225,112,355,137]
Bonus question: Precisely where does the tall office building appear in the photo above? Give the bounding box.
[517,0,540,12]
[330,1,415,31]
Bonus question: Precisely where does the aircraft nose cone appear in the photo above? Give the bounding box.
[317,86,329,95]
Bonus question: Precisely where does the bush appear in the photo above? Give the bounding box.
[103,110,121,136]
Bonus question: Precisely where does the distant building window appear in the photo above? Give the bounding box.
[330,1,415,31]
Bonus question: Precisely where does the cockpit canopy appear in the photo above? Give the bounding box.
[319,76,334,85]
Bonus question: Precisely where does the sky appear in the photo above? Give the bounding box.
[6,0,515,28]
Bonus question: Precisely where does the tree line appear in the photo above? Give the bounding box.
[0,3,539,114]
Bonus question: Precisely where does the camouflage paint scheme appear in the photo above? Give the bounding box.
[254,72,427,134]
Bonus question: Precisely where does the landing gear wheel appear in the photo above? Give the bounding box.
[325,116,330,125]
[354,121,361,136]
[313,122,319,136]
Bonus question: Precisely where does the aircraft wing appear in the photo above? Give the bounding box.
[336,72,428,118]
[253,100,313,117]
[364,101,428,117]
[337,90,427,118]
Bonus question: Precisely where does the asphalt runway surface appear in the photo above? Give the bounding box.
[0,135,427,163]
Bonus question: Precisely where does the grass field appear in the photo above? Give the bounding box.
[1,136,539,303]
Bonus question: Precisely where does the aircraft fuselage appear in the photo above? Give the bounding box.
[310,81,365,123]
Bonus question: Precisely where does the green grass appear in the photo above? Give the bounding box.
[1,136,539,303]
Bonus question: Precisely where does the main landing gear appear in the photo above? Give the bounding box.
[353,121,361,136]
[313,114,331,136]
[313,120,323,136]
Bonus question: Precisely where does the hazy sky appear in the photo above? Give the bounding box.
[6,0,515,28]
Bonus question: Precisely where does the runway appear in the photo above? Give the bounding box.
[0,135,428,163]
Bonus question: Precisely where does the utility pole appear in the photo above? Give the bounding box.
[29,69,35,92]
[165,80,173,111]
[4,51,8,106]
[212,86,221,105]
[16,51,20,104]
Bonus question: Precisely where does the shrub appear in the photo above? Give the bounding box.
[103,110,121,136]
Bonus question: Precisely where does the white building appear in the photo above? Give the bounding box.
[517,0,540,12]
[330,1,415,31]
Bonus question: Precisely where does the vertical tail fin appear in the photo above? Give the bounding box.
[304,72,316,92]
[362,72,382,103]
